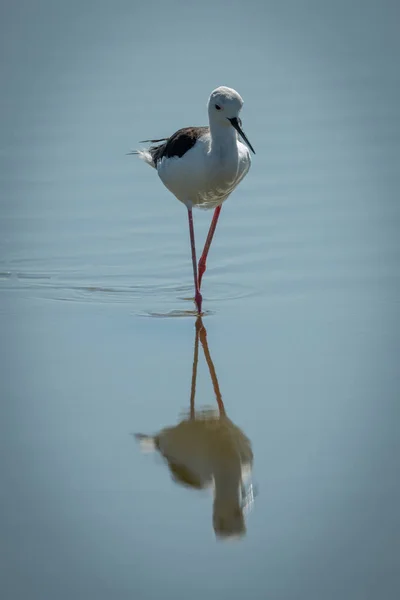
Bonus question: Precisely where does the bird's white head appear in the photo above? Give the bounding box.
[208,86,244,122]
[208,86,255,154]
[213,497,246,540]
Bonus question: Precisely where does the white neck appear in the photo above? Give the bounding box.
[212,460,242,505]
[208,117,238,154]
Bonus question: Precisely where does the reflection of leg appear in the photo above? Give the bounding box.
[190,318,200,419]
[187,208,202,314]
[198,321,226,416]
[198,206,222,289]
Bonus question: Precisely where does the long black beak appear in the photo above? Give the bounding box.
[228,117,255,154]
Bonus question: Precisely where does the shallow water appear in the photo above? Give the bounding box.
[1,1,400,599]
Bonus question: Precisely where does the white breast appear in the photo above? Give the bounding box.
[157,136,251,210]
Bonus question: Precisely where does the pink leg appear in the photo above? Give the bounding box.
[189,317,201,419]
[198,205,222,289]
[198,320,226,416]
[187,208,203,314]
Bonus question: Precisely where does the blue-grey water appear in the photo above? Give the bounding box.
[1,1,399,599]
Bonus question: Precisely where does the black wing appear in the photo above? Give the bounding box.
[148,126,209,166]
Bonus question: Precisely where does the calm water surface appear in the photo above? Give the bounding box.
[1,1,400,599]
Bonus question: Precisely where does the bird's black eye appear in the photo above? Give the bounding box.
[215,104,221,110]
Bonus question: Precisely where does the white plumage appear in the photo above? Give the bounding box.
[131,86,255,313]
[135,86,253,209]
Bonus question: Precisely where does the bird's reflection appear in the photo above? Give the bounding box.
[136,318,254,539]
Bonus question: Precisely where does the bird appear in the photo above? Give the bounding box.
[135,317,254,539]
[129,86,255,314]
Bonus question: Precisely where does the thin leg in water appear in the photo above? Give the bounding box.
[198,205,222,289]
[189,318,201,419]
[198,319,226,416]
[187,208,203,314]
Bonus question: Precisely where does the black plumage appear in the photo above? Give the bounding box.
[145,126,209,166]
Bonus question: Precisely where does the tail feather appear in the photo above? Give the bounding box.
[139,137,168,143]
[133,433,157,452]
[126,138,168,154]
[127,147,157,168]
[127,136,169,168]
